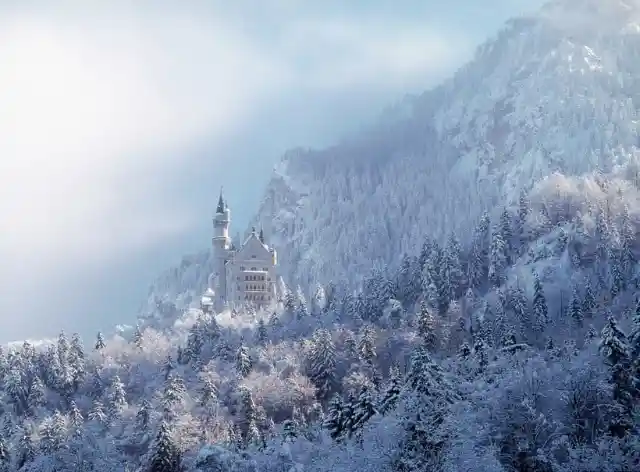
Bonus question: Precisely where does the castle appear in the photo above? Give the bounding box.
[206,190,278,311]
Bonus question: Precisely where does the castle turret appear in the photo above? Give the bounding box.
[212,189,231,310]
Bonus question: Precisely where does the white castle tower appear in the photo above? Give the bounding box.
[208,189,278,312]
[212,189,231,311]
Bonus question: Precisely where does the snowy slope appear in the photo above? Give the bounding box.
[251,0,640,289]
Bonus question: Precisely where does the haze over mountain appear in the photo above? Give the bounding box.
[1,0,538,342]
[245,0,640,290]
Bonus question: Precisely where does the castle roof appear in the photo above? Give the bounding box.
[216,188,225,214]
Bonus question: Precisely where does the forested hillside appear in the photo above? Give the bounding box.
[250,0,640,290]
[1,171,640,471]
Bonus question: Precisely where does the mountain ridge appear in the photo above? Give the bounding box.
[248,0,640,290]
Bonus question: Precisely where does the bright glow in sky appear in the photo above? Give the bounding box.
[0,0,543,342]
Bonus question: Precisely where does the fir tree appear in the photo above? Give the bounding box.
[582,277,596,318]
[94,332,106,351]
[599,315,634,437]
[489,228,507,288]
[133,324,144,350]
[163,354,175,381]
[569,284,584,328]
[417,302,437,351]
[458,341,471,360]
[235,345,252,378]
[307,329,338,401]
[358,325,377,364]
[237,386,258,445]
[351,386,378,433]
[255,319,268,346]
[532,272,548,340]
[324,395,344,441]
[147,420,183,472]
[379,372,401,414]
[109,374,128,415]
[282,419,297,443]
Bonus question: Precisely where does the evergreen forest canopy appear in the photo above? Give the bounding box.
[0,172,639,471]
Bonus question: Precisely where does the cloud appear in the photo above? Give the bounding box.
[0,0,471,341]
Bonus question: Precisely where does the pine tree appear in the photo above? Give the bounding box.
[295,286,309,319]
[468,212,490,289]
[147,420,183,472]
[235,345,252,378]
[458,341,471,360]
[351,386,378,433]
[582,277,596,318]
[324,395,344,441]
[417,302,437,351]
[94,332,106,351]
[237,386,258,445]
[489,228,507,288]
[569,284,584,328]
[499,208,513,265]
[532,272,548,340]
[473,338,489,373]
[396,254,422,308]
[163,354,175,381]
[162,374,186,418]
[16,425,35,470]
[358,325,377,364]
[443,233,464,300]
[307,329,337,401]
[282,419,297,442]
[599,314,634,437]
[133,324,144,350]
[379,372,401,414]
[516,190,530,254]
[109,374,127,415]
[185,320,203,362]
[137,398,151,432]
[256,319,268,346]
[493,289,508,347]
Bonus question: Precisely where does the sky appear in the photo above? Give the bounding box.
[0,0,545,343]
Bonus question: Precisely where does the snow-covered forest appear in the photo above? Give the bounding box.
[5,0,640,470]
[1,170,640,471]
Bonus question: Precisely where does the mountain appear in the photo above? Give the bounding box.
[251,0,640,290]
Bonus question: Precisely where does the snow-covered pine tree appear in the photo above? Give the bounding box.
[255,319,268,346]
[306,329,337,401]
[358,325,377,364]
[235,345,252,378]
[569,284,584,328]
[324,395,344,441]
[147,420,183,472]
[417,301,437,351]
[582,277,596,319]
[532,272,548,342]
[94,332,105,351]
[379,370,401,414]
[599,315,634,437]
[489,227,507,288]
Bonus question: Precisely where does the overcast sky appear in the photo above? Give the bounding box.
[0,0,544,343]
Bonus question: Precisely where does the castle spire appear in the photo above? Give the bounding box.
[259,226,265,244]
[216,187,225,214]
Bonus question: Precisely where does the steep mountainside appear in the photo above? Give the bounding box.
[251,0,640,289]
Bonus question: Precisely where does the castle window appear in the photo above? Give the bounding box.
[251,267,257,271]
[261,295,264,301]
[245,276,249,281]
[240,266,245,270]
[251,255,256,258]
[262,268,268,271]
